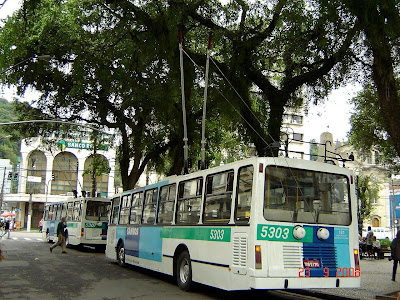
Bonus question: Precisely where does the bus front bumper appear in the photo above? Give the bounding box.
[249,276,361,289]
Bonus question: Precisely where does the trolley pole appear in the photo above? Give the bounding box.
[27,193,33,232]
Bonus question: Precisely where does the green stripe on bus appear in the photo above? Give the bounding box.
[66,222,78,228]
[257,224,313,242]
[160,227,231,242]
[85,222,106,229]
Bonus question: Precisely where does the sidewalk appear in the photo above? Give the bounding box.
[311,258,400,299]
[0,229,43,239]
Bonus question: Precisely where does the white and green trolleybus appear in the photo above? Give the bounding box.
[106,157,360,291]
[43,197,111,248]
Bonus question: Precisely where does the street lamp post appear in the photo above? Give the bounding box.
[391,177,398,238]
[45,177,53,206]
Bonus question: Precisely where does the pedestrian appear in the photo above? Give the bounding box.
[373,236,381,259]
[39,218,44,233]
[50,217,68,254]
[391,230,400,281]
[366,226,374,259]
[4,219,11,239]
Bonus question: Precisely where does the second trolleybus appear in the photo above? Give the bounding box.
[106,157,360,291]
[43,197,111,249]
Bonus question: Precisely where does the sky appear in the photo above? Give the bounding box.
[303,85,361,142]
[0,0,361,143]
[0,0,38,102]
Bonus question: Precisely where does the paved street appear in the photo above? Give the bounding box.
[0,231,290,300]
[2,231,400,300]
[0,231,212,300]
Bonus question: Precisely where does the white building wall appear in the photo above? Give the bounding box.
[18,137,116,198]
[0,159,13,194]
[281,108,307,159]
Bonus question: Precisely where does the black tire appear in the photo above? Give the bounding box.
[176,251,192,291]
[46,230,51,243]
[117,242,126,267]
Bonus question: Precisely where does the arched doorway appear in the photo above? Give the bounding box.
[26,150,47,194]
[372,217,380,227]
[51,152,78,195]
[82,154,110,197]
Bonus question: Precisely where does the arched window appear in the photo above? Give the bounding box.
[372,217,380,227]
[51,152,78,195]
[82,154,110,197]
[26,150,47,194]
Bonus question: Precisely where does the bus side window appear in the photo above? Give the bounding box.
[119,195,130,224]
[61,203,68,220]
[74,201,82,222]
[111,197,120,225]
[235,165,253,223]
[130,192,143,225]
[203,170,234,224]
[44,206,48,220]
[157,184,175,224]
[176,178,202,224]
[142,188,157,224]
[49,205,54,221]
[57,204,60,220]
[67,202,73,221]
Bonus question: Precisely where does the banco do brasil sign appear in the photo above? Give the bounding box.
[58,141,109,151]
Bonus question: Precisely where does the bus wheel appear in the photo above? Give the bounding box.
[46,230,51,243]
[176,251,192,291]
[117,242,126,267]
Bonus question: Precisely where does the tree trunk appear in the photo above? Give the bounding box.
[347,1,400,157]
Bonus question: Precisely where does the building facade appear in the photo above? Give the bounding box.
[318,133,395,238]
[281,108,308,159]
[2,137,116,230]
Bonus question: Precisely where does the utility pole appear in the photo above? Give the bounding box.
[27,193,32,232]
[91,133,98,197]
[391,177,398,238]
[0,167,6,212]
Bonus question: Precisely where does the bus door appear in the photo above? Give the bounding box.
[84,200,109,240]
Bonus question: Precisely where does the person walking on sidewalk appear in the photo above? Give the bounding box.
[391,230,400,281]
[39,218,44,233]
[50,217,68,254]
[4,219,11,239]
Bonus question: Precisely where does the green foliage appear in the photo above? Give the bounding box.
[0,99,20,165]
[187,0,358,155]
[356,174,379,233]
[345,0,400,159]
[0,0,362,189]
[349,84,399,172]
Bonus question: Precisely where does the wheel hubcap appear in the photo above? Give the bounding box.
[180,258,189,283]
[119,247,125,262]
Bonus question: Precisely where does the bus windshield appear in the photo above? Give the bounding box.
[86,200,109,221]
[264,166,351,225]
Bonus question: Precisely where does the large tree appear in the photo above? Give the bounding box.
[345,0,400,158]
[0,99,20,165]
[356,174,379,233]
[0,0,195,189]
[183,0,360,156]
[349,84,400,171]
[0,0,363,189]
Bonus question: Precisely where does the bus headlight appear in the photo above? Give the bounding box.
[293,225,306,240]
[317,227,330,240]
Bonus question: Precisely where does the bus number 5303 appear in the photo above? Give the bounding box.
[210,229,225,240]
[260,226,290,240]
